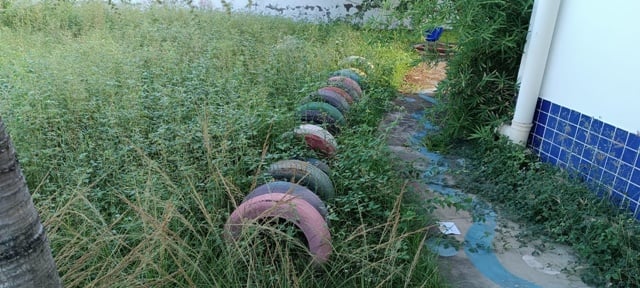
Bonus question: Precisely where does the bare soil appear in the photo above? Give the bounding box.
[399,61,447,93]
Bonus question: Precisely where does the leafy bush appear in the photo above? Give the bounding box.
[431,0,532,145]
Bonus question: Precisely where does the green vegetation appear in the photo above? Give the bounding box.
[357,0,532,146]
[0,2,444,287]
[372,0,640,286]
[430,0,533,146]
[458,137,640,287]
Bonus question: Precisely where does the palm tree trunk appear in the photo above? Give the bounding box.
[0,117,61,287]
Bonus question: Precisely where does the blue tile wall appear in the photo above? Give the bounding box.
[529,99,640,220]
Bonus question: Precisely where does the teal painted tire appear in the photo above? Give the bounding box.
[330,69,364,87]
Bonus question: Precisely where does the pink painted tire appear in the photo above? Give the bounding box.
[243,181,329,221]
[327,76,362,102]
[225,193,332,265]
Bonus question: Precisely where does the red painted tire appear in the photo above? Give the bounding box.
[268,159,335,200]
[327,76,362,102]
[294,124,338,157]
[225,193,332,265]
[243,181,329,221]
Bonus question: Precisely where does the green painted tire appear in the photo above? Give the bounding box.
[296,102,346,126]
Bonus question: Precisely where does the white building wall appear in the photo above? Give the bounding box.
[539,0,640,133]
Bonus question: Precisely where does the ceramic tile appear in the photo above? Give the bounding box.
[591,118,604,136]
[628,133,640,151]
[530,100,640,215]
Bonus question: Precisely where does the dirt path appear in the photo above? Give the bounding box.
[382,63,590,288]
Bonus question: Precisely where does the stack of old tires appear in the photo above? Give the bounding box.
[224,56,372,266]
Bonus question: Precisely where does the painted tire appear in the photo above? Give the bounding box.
[339,56,374,75]
[297,110,340,135]
[327,76,362,102]
[268,159,335,201]
[225,193,332,265]
[305,158,332,177]
[304,88,350,114]
[243,181,329,221]
[321,86,354,104]
[296,102,346,126]
[293,124,338,157]
[292,156,333,177]
[330,69,364,87]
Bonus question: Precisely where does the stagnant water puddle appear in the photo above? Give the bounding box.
[409,94,541,287]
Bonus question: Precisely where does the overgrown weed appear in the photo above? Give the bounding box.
[459,134,640,287]
[0,2,444,287]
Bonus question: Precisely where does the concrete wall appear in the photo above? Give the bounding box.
[205,0,365,21]
[122,0,373,22]
[529,0,640,219]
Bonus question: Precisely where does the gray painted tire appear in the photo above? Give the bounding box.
[304,88,351,114]
[267,159,335,201]
[243,181,329,221]
[305,158,331,177]
[292,157,333,178]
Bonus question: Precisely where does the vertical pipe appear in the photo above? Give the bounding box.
[500,0,562,144]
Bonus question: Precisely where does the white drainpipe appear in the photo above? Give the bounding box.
[499,0,562,145]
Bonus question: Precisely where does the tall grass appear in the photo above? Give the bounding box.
[0,2,444,287]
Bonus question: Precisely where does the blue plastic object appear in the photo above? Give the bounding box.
[424,26,444,42]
